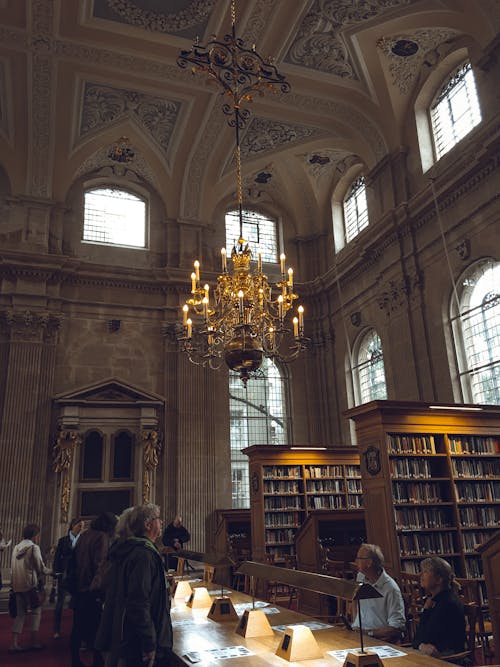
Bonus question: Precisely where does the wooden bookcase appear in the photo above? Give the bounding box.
[243,445,362,563]
[344,400,500,589]
[295,509,366,615]
[213,508,251,557]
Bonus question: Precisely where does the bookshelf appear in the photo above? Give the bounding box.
[242,445,362,562]
[344,400,500,591]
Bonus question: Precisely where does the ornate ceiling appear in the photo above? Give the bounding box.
[0,0,498,238]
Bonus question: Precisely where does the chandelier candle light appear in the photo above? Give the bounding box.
[176,0,308,384]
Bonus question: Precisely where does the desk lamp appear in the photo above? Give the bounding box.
[236,561,384,664]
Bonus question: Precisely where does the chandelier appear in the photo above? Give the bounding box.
[176,0,308,384]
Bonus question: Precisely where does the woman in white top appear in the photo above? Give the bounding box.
[10,523,51,653]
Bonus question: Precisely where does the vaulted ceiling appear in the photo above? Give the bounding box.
[0,0,498,239]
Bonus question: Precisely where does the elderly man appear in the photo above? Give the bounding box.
[352,543,406,642]
[96,504,173,667]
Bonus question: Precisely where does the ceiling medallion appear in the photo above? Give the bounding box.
[175,0,308,384]
[391,39,419,57]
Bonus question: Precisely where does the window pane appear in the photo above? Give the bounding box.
[229,358,288,508]
[353,330,388,404]
[225,209,278,263]
[81,430,103,480]
[112,431,134,480]
[343,177,369,243]
[457,262,500,404]
[79,489,132,517]
[431,62,481,160]
[84,188,146,247]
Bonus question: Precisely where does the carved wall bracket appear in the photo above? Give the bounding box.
[141,429,162,504]
[52,430,82,523]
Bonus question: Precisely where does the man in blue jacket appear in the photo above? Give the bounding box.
[96,504,173,666]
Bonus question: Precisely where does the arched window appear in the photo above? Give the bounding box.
[229,358,289,508]
[83,187,147,247]
[225,209,278,262]
[352,329,387,404]
[451,260,500,404]
[343,176,369,244]
[430,61,481,161]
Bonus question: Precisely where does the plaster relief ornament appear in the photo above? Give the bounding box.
[377,28,459,94]
[286,0,411,77]
[239,117,325,161]
[101,0,216,34]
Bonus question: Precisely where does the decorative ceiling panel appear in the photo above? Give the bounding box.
[92,0,216,39]
[378,28,460,94]
[285,0,412,78]
[79,82,181,155]
[239,117,328,161]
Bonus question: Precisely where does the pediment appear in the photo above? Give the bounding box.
[54,377,164,406]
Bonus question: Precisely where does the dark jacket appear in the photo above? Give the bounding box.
[412,589,466,654]
[53,533,75,575]
[73,528,110,593]
[162,523,190,549]
[95,537,172,663]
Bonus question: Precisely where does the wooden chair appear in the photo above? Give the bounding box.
[457,578,494,665]
[445,602,479,665]
[398,572,424,644]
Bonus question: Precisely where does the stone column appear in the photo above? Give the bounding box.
[0,310,60,564]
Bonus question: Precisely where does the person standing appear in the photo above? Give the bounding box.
[70,512,117,667]
[96,503,173,667]
[10,523,51,653]
[352,543,406,642]
[161,515,190,570]
[413,556,466,657]
[52,517,84,639]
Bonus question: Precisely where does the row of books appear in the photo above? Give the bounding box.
[401,558,460,575]
[388,434,437,454]
[304,465,346,478]
[264,497,303,510]
[305,479,344,493]
[263,465,301,479]
[266,546,295,559]
[451,458,500,478]
[448,435,499,454]
[308,495,346,510]
[399,531,455,555]
[459,505,500,527]
[346,479,363,492]
[265,528,296,544]
[394,506,453,530]
[462,531,491,553]
[464,557,484,579]
[390,457,433,479]
[455,481,500,502]
[347,494,363,509]
[264,511,302,526]
[392,481,443,503]
[344,465,362,478]
[263,480,301,494]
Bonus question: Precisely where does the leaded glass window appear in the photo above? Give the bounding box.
[353,329,388,404]
[430,61,481,160]
[225,209,278,263]
[343,177,369,243]
[229,358,289,508]
[83,188,146,247]
[453,261,500,404]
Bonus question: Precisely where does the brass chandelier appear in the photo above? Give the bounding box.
[176,0,308,384]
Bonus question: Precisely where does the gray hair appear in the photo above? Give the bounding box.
[128,504,160,537]
[116,507,134,540]
[360,543,385,570]
[421,556,461,593]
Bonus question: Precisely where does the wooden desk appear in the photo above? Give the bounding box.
[170,583,451,666]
